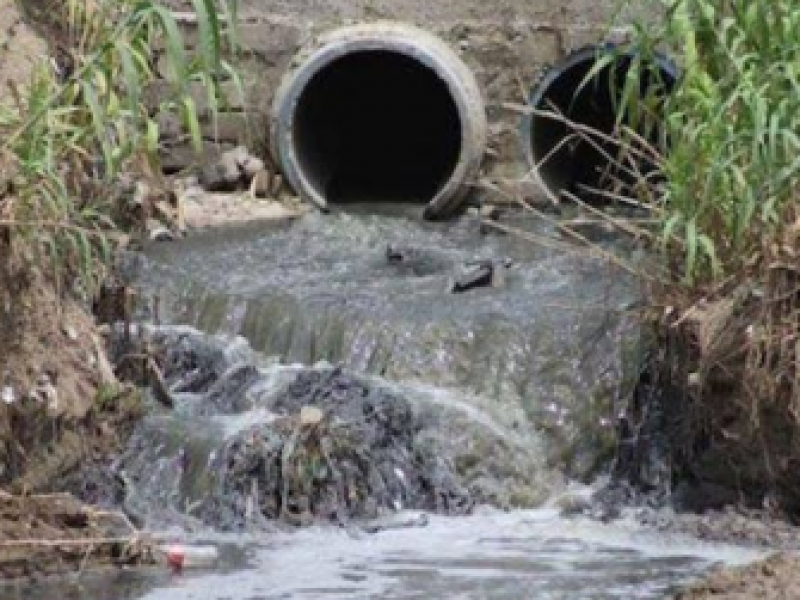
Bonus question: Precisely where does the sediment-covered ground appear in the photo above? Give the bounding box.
[676,554,800,600]
[0,492,154,580]
[111,324,549,529]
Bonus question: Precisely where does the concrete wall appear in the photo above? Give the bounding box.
[159,0,642,198]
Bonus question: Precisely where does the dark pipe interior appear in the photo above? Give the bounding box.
[294,51,462,204]
[528,51,675,203]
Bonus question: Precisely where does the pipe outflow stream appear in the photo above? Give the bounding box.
[271,23,487,220]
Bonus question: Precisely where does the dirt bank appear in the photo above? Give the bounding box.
[0,0,153,580]
[0,247,143,490]
[676,553,800,599]
[0,253,149,577]
[612,290,800,518]
[0,492,154,580]
[0,0,47,89]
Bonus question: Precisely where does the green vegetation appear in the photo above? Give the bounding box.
[592,0,800,513]
[660,1,800,284]
[613,0,800,285]
[0,0,240,295]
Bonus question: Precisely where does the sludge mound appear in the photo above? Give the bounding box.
[113,326,476,529]
[203,368,473,527]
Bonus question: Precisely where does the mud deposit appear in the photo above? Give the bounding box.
[0,492,153,580]
[112,326,484,528]
[676,553,800,600]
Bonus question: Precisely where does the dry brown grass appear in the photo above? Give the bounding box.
[634,201,800,515]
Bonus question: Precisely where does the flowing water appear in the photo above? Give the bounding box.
[128,206,643,479]
[8,510,763,600]
[4,206,765,599]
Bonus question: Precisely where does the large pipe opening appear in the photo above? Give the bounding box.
[272,24,487,219]
[523,46,677,204]
[294,51,462,205]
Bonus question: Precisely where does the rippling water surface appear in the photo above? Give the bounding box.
[4,208,761,600]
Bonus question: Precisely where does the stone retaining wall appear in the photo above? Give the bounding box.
[157,1,640,199]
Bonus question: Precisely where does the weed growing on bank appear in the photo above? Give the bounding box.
[655,1,800,285]
[609,0,800,285]
[496,0,800,512]
[0,0,240,295]
[517,1,800,287]
[616,0,800,512]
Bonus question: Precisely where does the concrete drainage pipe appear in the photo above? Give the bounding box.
[271,23,487,220]
[522,45,678,204]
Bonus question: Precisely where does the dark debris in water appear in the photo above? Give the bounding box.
[202,367,474,528]
[113,326,474,530]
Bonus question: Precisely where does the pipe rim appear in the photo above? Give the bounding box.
[521,44,679,203]
[272,23,487,219]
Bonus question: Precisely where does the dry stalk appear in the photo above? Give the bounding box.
[561,189,655,241]
[504,101,662,175]
[0,536,151,547]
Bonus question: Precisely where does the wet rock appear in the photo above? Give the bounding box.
[200,152,242,192]
[147,220,178,242]
[240,155,265,179]
[449,263,492,293]
[448,259,510,293]
[199,146,268,192]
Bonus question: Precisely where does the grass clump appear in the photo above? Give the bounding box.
[528,1,800,287]
[653,0,800,285]
[597,0,800,514]
[0,0,240,296]
[624,3,800,393]
[507,0,800,513]
[590,0,800,286]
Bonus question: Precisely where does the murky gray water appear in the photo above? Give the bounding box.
[5,510,763,600]
[4,208,762,599]
[131,207,643,479]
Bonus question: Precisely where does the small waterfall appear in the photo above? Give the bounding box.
[12,210,773,600]
[133,210,643,482]
[114,326,555,530]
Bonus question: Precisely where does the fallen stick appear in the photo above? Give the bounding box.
[0,536,152,548]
